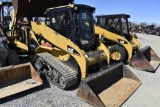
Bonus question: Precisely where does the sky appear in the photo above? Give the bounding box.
[75,0,160,26]
[0,0,159,25]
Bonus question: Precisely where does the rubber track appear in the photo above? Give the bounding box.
[35,53,77,89]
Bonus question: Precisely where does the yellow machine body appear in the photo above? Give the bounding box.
[11,20,110,79]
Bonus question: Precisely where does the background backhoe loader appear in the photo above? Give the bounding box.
[10,0,141,106]
[95,14,160,72]
[0,2,43,99]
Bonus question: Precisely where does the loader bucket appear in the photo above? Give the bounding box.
[130,46,160,72]
[0,63,43,99]
[77,62,141,107]
[12,0,74,17]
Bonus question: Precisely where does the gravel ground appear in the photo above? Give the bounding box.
[0,33,160,107]
[122,33,160,107]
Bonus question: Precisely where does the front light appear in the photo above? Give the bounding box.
[80,39,89,45]
[119,40,125,44]
[118,39,127,44]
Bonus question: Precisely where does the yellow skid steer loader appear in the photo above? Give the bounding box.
[10,0,141,106]
[95,14,160,72]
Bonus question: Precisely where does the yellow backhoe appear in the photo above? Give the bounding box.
[9,0,141,106]
[95,14,160,72]
[0,2,43,99]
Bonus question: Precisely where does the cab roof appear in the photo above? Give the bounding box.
[96,14,130,18]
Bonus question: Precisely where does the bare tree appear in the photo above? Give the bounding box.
[152,23,157,28]
[130,22,137,28]
[139,22,147,27]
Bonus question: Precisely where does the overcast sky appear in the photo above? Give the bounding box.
[75,0,160,25]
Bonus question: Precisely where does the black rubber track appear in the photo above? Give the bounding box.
[33,52,77,89]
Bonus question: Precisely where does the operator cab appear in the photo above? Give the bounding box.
[96,14,131,40]
[45,4,96,51]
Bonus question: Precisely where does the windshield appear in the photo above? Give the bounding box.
[75,9,95,51]
[121,18,129,35]
[79,10,92,32]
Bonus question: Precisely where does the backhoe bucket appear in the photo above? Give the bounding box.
[12,0,73,17]
[130,46,160,72]
[0,63,43,99]
[77,62,141,107]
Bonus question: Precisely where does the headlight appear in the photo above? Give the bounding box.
[80,39,89,45]
[118,39,127,44]
[119,40,125,44]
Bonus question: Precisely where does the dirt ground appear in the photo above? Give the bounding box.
[0,33,160,107]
